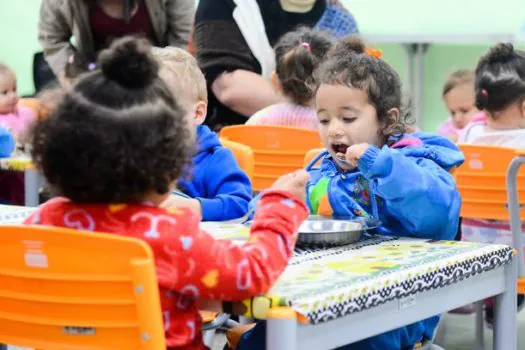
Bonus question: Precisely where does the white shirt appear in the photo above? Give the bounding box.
[459,121,525,148]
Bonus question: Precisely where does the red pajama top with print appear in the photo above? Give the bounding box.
[24,190,308,349]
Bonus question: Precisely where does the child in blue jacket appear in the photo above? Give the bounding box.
[237,36,463,350]
[153,47,252,221]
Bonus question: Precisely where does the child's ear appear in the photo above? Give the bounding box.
[194,101,207,125]
[382,108,401,135]
[271,71,282,93]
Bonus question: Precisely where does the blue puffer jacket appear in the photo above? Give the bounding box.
[305,132,464,349]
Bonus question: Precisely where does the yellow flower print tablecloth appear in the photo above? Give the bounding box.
[268,238,512,324]
[0,205,37,224]
[200,222,513,324]
[0,156,33,172]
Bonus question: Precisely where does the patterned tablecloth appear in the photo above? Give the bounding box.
[1,210,514,324]
[0,205,37,224]
[201,222,513,323]
[0,156,33,172]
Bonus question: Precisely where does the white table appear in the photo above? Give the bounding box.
[261,238,517,350]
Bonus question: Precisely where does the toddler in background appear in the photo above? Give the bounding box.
[0,63,37,205]
[0,63,37,143]
[438,69,485,142]
[246,27,333,130]
[459,43,525,325]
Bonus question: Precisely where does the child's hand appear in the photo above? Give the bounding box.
[161,195,202,216]
[271,170,310,203]
[344,143,370,168]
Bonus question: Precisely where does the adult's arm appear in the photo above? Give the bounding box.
[38,0,75,79]
[194,0,280,117]
[212,70,281,117]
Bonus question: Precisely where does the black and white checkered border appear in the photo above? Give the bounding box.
[292,235,398,265]
[301,246,514,324]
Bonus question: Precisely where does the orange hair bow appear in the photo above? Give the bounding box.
[365,48,382,59]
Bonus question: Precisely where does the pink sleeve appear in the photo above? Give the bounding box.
[436,118,457,137]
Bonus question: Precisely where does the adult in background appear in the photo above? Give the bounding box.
[193,0,358,131]
[38,0,194,84]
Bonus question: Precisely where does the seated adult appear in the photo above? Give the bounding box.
[38,0,194,84]
[194,0,330,131]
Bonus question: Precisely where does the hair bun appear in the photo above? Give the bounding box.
[484,43,516,64]
[333,35,365,56]
[98,36,158,88]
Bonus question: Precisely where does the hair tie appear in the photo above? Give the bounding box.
[300,42,311,53]
[481,89,489,97]
[365,48,382,59]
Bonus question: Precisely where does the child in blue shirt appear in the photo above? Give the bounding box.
[153,47,252,221]
[237,36,463,350]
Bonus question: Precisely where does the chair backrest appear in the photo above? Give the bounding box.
[303,148,326,168]
[220,138,255,183]
[456,145,525,220]
[220,125,322,191]
[0,225,165,350]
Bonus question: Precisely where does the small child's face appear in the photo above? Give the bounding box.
[0,72,18,114]
[443,83,478,130]
[316,84,383,168]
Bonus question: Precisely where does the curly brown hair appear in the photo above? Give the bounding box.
[31,36,193,203]
[314,36,411,141]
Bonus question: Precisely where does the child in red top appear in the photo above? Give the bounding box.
[25,37,309,349]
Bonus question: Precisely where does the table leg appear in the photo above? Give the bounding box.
[267,307,297,350]
[475,300,484,350]
[494,257,517,350]
[24,169,39,207]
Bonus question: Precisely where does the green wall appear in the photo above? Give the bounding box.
[0,1,520,132]
[0,0,42,98]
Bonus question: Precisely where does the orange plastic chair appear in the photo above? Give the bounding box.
[456,145,525,221]
[220,138,255,183]
[18,98,42,118]
[220,125,322,191]
[456,145,525,347]
[0,225,165,350]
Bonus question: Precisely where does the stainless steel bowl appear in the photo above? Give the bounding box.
[297,216,380,247]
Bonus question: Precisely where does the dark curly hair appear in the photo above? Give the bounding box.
[31,36,193,203]
[314,36,411,139]
[475,43,525,113]
[274,27,334,106]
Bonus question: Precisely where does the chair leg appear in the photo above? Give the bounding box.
[475,300,485,350]
[203,329,216,347]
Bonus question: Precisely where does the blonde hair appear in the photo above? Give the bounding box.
[151,47,207,105]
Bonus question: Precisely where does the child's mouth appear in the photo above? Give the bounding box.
[331,143,349,155]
